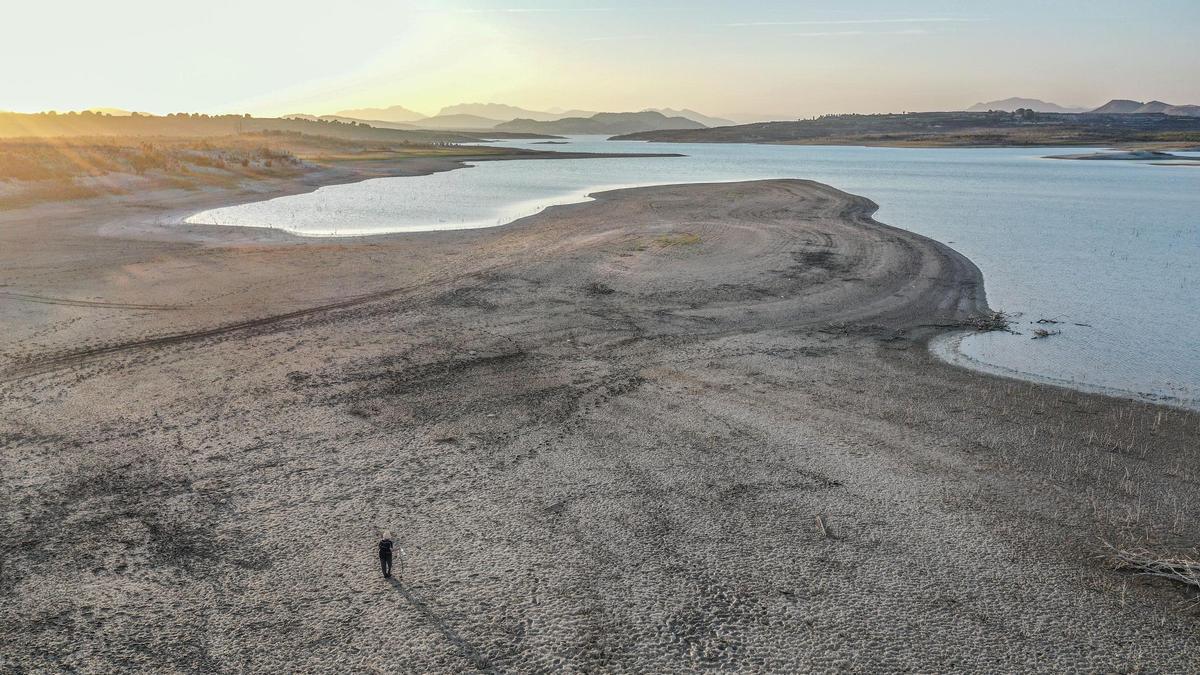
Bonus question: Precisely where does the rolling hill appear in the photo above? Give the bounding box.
[1089,99,1200,116]
[1090,99,1145,114]
[1133,101,1172,114]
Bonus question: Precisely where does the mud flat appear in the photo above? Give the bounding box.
[1,177,1198,671]
[1046,150,1200,163]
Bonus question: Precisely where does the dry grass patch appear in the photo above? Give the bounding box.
[1105,541,1200,592]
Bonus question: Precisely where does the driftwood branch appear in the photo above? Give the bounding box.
[815,514,832,539]
[960,310,1015,333]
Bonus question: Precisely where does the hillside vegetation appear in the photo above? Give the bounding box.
[0,111,497,144]
[0,131,520,208]
[614,111,1200,147]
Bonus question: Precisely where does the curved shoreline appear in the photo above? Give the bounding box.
[187,158,1196,410]
[931,330,1200,411]
[2,179,1198,670]
[10,145,1184,412]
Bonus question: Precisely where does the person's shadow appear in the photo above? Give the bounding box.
[387,577,494,672]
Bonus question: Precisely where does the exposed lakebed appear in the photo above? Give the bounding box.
[188,138,1200,409]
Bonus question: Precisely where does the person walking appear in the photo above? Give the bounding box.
[379,531,395,578]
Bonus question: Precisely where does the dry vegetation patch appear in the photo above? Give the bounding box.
[1106,542,1200,593]
[654,232,702,247]
[0,132,515,208]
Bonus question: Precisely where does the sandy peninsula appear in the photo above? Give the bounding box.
[1046,150,1200,164]
[1,169,1198,671]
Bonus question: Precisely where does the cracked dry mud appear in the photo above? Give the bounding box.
[2,179,1198,672]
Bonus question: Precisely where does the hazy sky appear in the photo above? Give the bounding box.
[4,0,1198,121]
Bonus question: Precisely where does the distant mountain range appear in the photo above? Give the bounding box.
[1089,99,1200,116]
[496,111,708,135]
[435,103,591,123]
[966,98,1089,114]
[611,111,1200,147]
[320,102,732,132]
[430,103,734,127]
[411,113,505,130]
[967,97,1200,117]
[645,108,735,127]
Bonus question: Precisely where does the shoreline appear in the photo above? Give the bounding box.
[125,149,685,245]
[8,145,1189,414]
[931,330,1200,412]
[2,177,1197,670]
[0,147,685,248]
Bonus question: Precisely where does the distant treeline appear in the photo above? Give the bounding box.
[614,111,1200,147]
[0,111,486,144]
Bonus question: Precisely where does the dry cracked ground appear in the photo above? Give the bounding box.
[1,179,1198,672]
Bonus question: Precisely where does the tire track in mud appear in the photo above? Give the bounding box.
[0,212,628,385]
[0,284,432,383]
[0,252,547,383]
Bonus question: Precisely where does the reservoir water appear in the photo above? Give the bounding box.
[188,138,1200,409]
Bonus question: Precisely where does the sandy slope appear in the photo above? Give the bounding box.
[1,179,1197,672]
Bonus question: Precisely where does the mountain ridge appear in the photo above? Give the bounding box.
[644,108,735,127]
[436,103,572,122]
[332,104,427,123]
[414,113,505,130]
[324,101,729,128]
[1089,99,1200,116]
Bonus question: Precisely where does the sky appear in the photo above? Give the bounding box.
[3,0,1198,121]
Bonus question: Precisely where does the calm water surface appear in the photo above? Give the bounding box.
[188,138,1200,409]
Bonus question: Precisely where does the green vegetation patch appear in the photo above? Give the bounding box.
[654,232,702,247]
